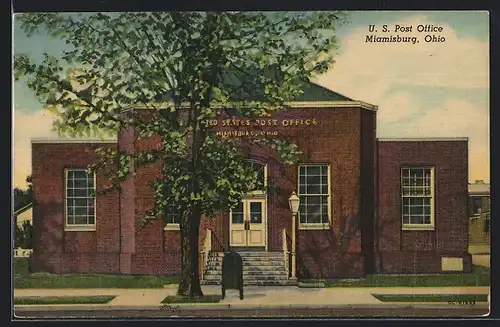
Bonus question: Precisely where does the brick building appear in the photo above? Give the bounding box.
[468,180,490,244]
[30,84,472,283]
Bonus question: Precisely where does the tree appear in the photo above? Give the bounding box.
[14,12,345,297]
[14,175,33,212]
[15,221,33,249]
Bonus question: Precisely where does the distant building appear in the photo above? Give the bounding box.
[14,203,32,228]
[468,180,490,217]
[468,180,490,244]
[13,203,34,257]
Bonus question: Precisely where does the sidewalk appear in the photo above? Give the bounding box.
[14,285,491,310]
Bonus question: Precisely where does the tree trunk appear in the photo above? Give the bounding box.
[177,209,203,297]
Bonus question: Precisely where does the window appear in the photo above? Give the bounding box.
[298,165,330,228]
[231,202,244,224]
[401,167,434,230]
[164,207,181,230]
[163,199,181,230]
[165,213,180,225]
[65,169,96,231]
[471,196,484,216]
[247,160,266,191]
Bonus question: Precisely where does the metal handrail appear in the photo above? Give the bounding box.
[199,229,212,279]
[282,228,290,278]
[210,228,226,252]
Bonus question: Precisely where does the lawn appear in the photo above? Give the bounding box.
[301,265,490,288]
[14,257,29,276]
[14,295,116,305]
[373,294,489,303]
[13,258,179,289]
[161,295,222,304]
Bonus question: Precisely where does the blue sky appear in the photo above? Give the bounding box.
[13,11,490,187]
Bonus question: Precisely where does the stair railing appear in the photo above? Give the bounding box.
[210,228,226,252]
[282,228,290,279]
[199,228,212,280]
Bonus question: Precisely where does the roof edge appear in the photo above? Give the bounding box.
[31,138,117,144]
[121,100,378,112]
[14,203,33,216]
[468,192,490,196]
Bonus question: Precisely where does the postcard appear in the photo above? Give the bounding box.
[12,10,490,319]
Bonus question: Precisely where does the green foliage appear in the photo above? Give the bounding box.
[13,189,31,212]
[14,258,30,276]
[15,221,33,249]
[15,12,344,265]
[14,295,116,305]
[13,175,33,211]
[317,265,491,287]
[372,294,489,303]
[161,295,222,303]
[14,273,174,288]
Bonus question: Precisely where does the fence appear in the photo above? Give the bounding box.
[13,248,32,258]
[469,213,490,244]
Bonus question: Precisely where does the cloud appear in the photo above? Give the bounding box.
[379,99,490,182]
[315,14,489,105]
[312,13,489,182]
[375,91,419,124]
[13,110,58,189]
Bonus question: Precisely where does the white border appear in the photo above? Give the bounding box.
[379,138,468,142]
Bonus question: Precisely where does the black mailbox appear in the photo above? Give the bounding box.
[221,251,244,300]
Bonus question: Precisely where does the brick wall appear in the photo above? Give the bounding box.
[31,141,120,274]
[376,140,471,273]
[31,110,470,277]
[116,106,371,277]
[360,109,376,274]
[31,105,373,278]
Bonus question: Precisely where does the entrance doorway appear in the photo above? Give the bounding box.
[229,160,267,249]
[229,199,267,248]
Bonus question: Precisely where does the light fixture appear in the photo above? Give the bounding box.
[288,191,300,214]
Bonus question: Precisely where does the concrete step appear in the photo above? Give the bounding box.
[207,260,285,266]
[208,256,283,263]
[204,270,288,276]
[209,252,283,257]
[204,266,287,273]
[203,274,289,281]
[204,251,290,286]
[201,279,297,286]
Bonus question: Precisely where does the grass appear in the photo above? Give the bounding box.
[300,265,490,288]
[161,295,222,304]
[14,273,179,289]
[13,258,179,288]
[373,294,489,303]
[14,257,30,276]
[298,281,325,288]
[14,295,116,305]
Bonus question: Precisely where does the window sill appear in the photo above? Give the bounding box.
[65,225,96,232]
[299,223,331,230]
[164,224,180,231]
[402,225,435,231]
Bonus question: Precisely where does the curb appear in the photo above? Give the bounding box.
[14,302,490,311]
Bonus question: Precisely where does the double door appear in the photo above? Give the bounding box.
[229,199,266,248]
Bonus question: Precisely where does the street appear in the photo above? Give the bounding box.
[14,306,489,318]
